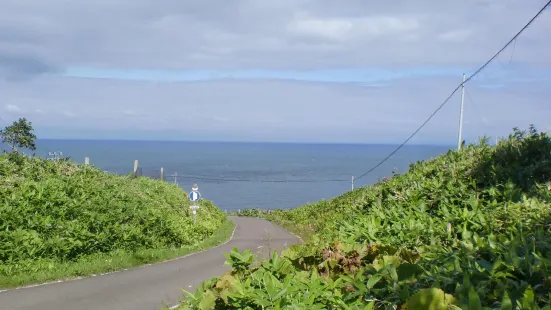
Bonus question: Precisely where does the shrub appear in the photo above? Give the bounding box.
[179,125,551,309]
[0,153,226,276]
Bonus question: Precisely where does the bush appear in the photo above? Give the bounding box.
[179,125,551,309]
[0,153,226,276]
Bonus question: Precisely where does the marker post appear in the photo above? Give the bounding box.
[189,184,201,224]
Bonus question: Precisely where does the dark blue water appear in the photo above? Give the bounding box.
[12,140,452,211]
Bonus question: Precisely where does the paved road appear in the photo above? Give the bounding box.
[0,216,300,310]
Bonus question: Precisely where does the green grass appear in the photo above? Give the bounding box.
[178,125,551,309]
[0,219,235,289]
[0,152,230,289]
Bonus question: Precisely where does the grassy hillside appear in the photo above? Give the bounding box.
[179,125,551,309]
[0,152,231,288]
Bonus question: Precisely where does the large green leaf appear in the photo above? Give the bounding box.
[406,288,458,310]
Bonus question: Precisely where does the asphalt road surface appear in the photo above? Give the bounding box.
[0,216,300,310]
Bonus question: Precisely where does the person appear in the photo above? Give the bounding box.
[189,184,202,203]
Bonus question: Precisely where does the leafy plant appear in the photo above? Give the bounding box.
[0,117,37,152]
[177,125,551,309]
[228,209,267,217]
[0,152,226,283]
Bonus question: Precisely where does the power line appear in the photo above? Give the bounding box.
[508,39,518,65]
[162,173,349,183]
[464,89,483,123]
[464,1,550,85]
[354,0,551,182]
[136,166,350,183]
[101,1,551,186]
[465,90,478,110]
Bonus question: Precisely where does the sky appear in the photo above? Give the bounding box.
[1,0,551,144]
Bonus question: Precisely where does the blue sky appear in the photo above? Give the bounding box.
[63,66,467,84]
[61,64,551,89]
[1,0,551,144]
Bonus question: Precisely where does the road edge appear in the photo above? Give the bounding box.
[0,218,237,294]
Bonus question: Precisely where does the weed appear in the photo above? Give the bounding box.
[178,125,551,309]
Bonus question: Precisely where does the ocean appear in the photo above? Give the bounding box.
[13,140,453,211]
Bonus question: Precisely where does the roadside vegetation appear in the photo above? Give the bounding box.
[0,118,231,288]
[178,125,551,309]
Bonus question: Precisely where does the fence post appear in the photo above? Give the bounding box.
[160,167,164,181]
[133,160,138,175]
[84,157,89,166]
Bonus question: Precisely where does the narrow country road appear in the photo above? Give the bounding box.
[0,216,300,310]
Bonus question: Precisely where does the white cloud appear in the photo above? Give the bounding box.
[0,73,548,143]
[438,29,472,42]
[0,0,550,73]
[287,17,354,42]
[122,109,138,116]
[62,111,75,118]
[212,115,230,122]
[5,104,21,112]
[0,0,549,143]
[286,15,419,43]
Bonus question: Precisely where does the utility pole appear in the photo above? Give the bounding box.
[133,160,139,175]
[457,73,466,151]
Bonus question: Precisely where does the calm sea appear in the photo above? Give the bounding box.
[10,140,452,211]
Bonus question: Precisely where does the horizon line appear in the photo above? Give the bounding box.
[35,137,456,147]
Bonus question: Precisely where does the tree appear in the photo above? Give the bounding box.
[0,117,37,152]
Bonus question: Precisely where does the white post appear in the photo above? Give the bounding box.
[351,176,354,190]
[160,167,164,181]
[458,73,466,151]
[174,172,178,184]
[84,157,89,166]
[133,160,138,175]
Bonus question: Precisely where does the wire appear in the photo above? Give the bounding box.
[464,89,492,130]
[112,1,550,185]
[464,1,550,85]
[162,173,349,183]
[508,39,518,65]
[135,167,351,183]
[354,0,551,182]
[465,90,480,113]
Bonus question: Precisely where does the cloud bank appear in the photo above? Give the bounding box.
[1,0,550,143]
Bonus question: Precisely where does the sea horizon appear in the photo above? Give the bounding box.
[35,138,456,148]
[5,139,455,211]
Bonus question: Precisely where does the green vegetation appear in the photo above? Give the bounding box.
[227,209,267,217]
[0,152,230,288]
[0,117,37,152]
[178,125,551,309]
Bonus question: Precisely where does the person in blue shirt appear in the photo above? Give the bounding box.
[189,184,202,202]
